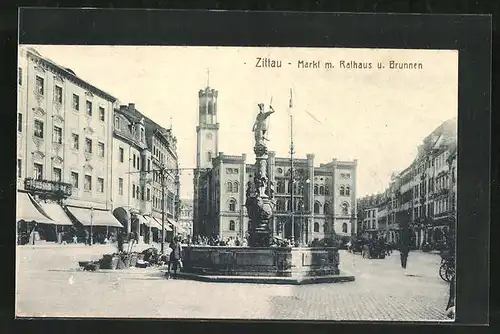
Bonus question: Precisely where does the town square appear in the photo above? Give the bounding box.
[16,45,457,321]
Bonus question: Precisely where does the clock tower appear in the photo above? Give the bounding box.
[193,83,219,236]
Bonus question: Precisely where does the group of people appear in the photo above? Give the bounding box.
[190,235,248,247]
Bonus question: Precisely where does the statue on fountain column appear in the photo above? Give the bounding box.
[252,103,275,147]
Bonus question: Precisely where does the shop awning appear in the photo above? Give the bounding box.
[39,202,74,226]
[166,218,181,229]
[66,207,123,228]
[152,217,173,231]
[135,214,150,227]
[16,192,55,225]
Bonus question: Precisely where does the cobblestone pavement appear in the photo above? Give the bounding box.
[16,246,451,321]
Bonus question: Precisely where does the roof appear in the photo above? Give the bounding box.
[24,47,117,103]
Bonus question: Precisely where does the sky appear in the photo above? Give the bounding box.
[24,45,458,199]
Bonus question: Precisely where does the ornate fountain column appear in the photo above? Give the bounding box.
[246,103,275,247]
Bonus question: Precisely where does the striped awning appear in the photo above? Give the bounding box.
[66,206,123,228]
[152,217,173,231]
[134,214,150,227]
[16,192,55,225]
[39,202,73,226]
[166,218,181,229]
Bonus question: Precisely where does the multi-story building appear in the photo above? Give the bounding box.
[179,198,194,237]
[116,103,181,242]
[16,47,180,245]
[193,84,357,243]
[17,46,123,242]
[359,117,457,249]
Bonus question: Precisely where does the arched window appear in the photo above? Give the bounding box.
[233,182,239,193]
[324,202,330,215]
[229,199,236,212]
[314,222,320,232]
[287,181,293,194]
[277,180,285,193]
[340,186,345,196]
[314,185,318,195]
[319,186,325,195]
[226,182,233,193]
[314,202,320,214]
[342,223,348,233]
[207,151,212,163]
[345,186,351,196]
[325,186,330,196]
[286,200,292,212]
[276,199,285,212]
[229,220,235,231]
[341,202,349,216]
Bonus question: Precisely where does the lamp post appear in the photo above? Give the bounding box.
[90,206,94,246]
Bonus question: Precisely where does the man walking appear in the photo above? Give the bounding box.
[399,227,411,275]
[169,236,183,279]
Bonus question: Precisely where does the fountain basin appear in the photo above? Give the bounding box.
[178,246,355,284]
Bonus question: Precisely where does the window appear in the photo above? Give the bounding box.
[72,134,79,150]
[314,222,320,232]
[132,184,136,198]
[323,223,327,233]
[233,182,239,193]
[99,107,105,122]
[277,180,285,193]
[325,186,330,196]
[226,182,233,192]
[342,223,348,233]
[286,200,292,212]
[53,167,62,182]
[133,154,136,168]
[136,186,140,199]
[85,138,92,153]
[314,185,318,195]
[33,163,43,180]
[141,186,145,201]
[86,101,92,116]
[147,188,151,201]
[36,76,44,95]
[53,126,62,144]
[229,220,235,231]
[341,202,349,215]
[276,199,285,211]
[229,199,236,212]
[319,186,325,195]
[72,94,79,110]
[84,175,92,191]
[119,147,124,162]
[147,159,151,172]
[17,113,22,132]
[98,142,105,157]
[324,203,330,215]
[288,181,293,194]
[54,85,63,103]
[140,128,145,141]
[339,186,345,196]
[118,178,123,195]
[18,67,22,85]
[97,177,104,193]
[314,202,320,214]
[71,172,79,188]
[17,159,22,178]
[114,116,120,129]
[34,120,44,138]
[207,151,212,162]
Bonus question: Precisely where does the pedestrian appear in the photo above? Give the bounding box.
[117,231,124,253]
[168,236,183,279]
[399,228,411,275]
[85,229,90,246]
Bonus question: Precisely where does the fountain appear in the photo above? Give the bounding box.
[179,103,355,284]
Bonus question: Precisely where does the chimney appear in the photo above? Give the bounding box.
[128,103,135,113]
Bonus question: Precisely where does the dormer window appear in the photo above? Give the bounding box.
[114,116,120,129]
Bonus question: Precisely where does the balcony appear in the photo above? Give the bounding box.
[24,178,72,199]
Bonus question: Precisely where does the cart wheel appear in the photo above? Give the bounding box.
[439,263,450,282]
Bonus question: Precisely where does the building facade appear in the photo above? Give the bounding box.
[356,118,457,249]
[17,47,180,244]
[193,84,357,243]
[179,199,194,237]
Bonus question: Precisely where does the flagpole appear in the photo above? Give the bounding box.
[289,89,295,245]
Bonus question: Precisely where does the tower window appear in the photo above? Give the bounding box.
[229,220,235,231]
[207,151,212,163]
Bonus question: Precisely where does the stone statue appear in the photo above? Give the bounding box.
[252,104,275,147]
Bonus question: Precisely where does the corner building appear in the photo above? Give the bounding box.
[193,84,357,243]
